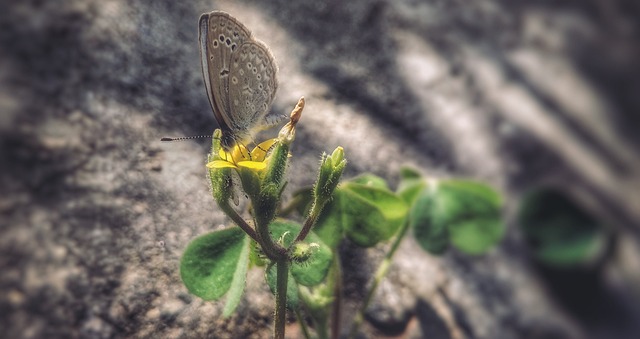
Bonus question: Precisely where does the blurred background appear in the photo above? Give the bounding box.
[1,0,639,338]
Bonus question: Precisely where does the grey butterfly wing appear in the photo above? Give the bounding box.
[227,40,279,141]
[199,11,252,131]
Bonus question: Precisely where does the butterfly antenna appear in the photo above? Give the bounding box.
[160,135,211,142]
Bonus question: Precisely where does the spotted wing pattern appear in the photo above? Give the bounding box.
[227,40,278,141]
[199,11,251,132]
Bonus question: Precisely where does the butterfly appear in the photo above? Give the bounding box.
[199,11,279,150]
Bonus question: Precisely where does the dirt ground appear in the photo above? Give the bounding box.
[1,0,639,338]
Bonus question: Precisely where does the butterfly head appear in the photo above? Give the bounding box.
[219,130,238,151]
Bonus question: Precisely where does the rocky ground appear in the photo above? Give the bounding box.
[1,0,639,338]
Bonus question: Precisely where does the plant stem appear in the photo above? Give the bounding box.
[295,307,311,339]
[221,202,260,243]
[274,259,289,339]
[256,218,287,260]
[295,213,317,242]
[295,199,324,242]
[317,318,329,339]
[347,220,410,339]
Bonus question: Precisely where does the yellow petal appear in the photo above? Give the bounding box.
[237,160,267,170]
[251,138,278,161]
[232,144,251,161]
[218,148,228,160]
[207,160,237,169]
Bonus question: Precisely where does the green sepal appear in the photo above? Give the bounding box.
[252,141,289,228]
[262,140,289,191]
[237,167,261,200]
[313,147,346,206]
[207,130,233,205]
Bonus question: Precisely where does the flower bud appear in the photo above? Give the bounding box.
[314,147,346,205]
[278,97,304,145]
[290,242,320,264]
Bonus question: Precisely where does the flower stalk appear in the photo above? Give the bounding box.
[296,146,346,242]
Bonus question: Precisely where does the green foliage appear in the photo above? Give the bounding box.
[518,188,608,266]
[314,175,408,248]
[342,182,408,246]
[410,187,449,254]
[349,173,390,190]
[397,176,428,205]
[399,166,422,180]
[180,228,248,301]
[307,172,505,256]
[409,179,504,255]
[183,123,510,338]
[222,234,251,317]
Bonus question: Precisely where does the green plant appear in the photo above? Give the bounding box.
[518,188,610,267]
[178,99,505,338]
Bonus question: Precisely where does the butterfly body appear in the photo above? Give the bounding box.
[199,11,279,150]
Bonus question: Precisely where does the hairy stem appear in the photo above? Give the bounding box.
[295,199,324,242]
[256,217,287,260]
[274,259,289,339]
[220,202,260,243]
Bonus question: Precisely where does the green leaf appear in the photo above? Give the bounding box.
[343,183,408,246]
[316,182,408,248]
[412,180,504,255]
[399,166,422,180]
[266,263,299,309]
[518,188,608,266]
[222,235,250,317]
[349,173,389,190]
[411,185,449,254]
[397,178,428,205]
[180,228,247,301]
[298,284,332,333]
[268,220,333,286]
[313,193,344,248]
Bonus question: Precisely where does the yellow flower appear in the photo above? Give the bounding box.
[206,138,278,170]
